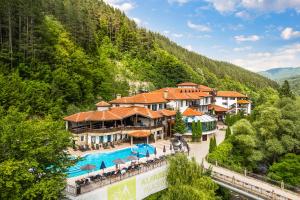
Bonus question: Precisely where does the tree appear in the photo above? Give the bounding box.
[173,110,186,135]
[268,153,300,186]
[209,136,217,153]
[191,121,202,142]
[279,80,294,98]
[225,126,231,139]
[163,153,218,200]
[0,108,73,199]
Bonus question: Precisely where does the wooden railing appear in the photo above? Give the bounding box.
[69,124,164,134]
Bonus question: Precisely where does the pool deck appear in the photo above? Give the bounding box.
[67,140,172,185]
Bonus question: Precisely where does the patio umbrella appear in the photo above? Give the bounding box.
[163,145,166,155]
[80,164,96,176]
[137,152,140,163]
[113,158,126,169]
[100,161,106,173]
[173,133,182,137]
[126,155,138,162]
[154,147,157,158]
[146,150,150,160]
[169,143,172,151]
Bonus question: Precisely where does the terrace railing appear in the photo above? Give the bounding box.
[70,124,164,134]
[65,159,168,197]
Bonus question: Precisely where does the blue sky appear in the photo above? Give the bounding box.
[104,0,300,72]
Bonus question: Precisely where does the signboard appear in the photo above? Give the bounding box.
[73,165,168,200]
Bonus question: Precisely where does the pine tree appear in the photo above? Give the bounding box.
[173,110,186,134]
[280,80,294,98]
[197,121,202,142]
[191,121,196,141]
[209,135,217,153]
[225,126,231,139]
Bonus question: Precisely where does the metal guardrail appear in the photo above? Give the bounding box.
[65,159,168,197]
[211,171,295,200]
[207,159,300,194]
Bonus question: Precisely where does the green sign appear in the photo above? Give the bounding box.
[107,177,136,200]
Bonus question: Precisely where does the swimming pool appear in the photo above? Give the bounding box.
[67,144,155,177]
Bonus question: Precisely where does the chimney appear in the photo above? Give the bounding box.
[116,94,121,99]
[163,90,168,99]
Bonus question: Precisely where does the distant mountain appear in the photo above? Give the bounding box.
[259,67,300,80]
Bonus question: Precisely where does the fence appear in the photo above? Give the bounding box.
[208,159,300,193]
[65,159,168,197]
[211,171,295,200]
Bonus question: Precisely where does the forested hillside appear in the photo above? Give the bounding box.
[0,0,277,117]
[283,75,300,95]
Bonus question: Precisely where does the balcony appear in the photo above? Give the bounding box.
[69,124,164,134]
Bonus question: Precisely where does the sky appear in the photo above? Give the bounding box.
[104,0,300,72]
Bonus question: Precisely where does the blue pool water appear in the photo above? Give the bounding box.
[67,144,155,177]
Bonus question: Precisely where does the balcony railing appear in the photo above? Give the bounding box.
[69,124,164,134]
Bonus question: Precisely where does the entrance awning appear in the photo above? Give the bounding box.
[128,131,151,138]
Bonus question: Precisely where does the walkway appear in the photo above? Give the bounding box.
[189,127,300,200]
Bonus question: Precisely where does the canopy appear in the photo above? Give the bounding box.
[126,156,138,161]
[80,164,96,171]
[128,131,151,138]
[113,159,126,165]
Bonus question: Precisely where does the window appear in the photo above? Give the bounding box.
[222,97,227,100]
[222,102,228,106]
[159,104,163,109]
[81,136,84,141]
[152,104,157,111]
[91,136,96,144]
[147,105,151,109]
[99,136,103,143]
[230,97,235,100]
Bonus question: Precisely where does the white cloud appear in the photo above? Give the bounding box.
[163,30,170,35]
[172,33,184,38]
[207,0,300,13]
[232,43,300,71]
[206,0,239,13]
[187,21,211,32]
[233,46,252,51]
[235,10,251,19]
[234,35,260,42]
[185,45,193,51]
[168,0,190,5]
[132,17,141,25]
[104,0,135,12]
[241,0,300,12]
[281,27,300,40]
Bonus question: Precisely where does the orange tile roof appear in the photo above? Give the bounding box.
[63,106,163,122]
[217,91,246,98]
[158,109,176,117]
[110,92,167,104]
[208,104,228,112]
[182,108,203,117]
[177,82,198,86]
[63,111,94,123]
[128,131,151,138]
[198,85,213,92]
[237,99,251,104]
[95,101,111,107]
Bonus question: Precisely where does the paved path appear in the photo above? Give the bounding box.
[189,128,300,200]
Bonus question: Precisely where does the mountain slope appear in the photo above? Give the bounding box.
[259,67,300,80]
[0,0,277,117]
[281,75,300,95]
[155,34,277,90]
